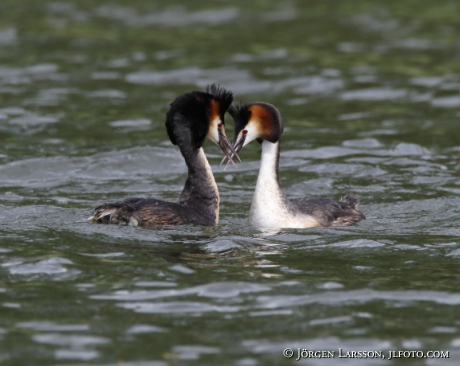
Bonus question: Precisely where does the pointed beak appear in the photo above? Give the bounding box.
[232,133,247,155]
[217,124,241,166]
[220,132,246,168]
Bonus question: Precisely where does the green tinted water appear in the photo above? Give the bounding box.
[0,1,460,365]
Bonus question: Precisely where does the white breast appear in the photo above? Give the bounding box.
[249,140,320,229]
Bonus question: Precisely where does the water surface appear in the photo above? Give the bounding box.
[1,1,460,365]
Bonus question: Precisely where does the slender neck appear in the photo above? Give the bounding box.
[177,144,219,224]
[252,139,287,206]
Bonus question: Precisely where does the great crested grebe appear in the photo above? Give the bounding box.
[88,85,237,226]
[228,102,365,229]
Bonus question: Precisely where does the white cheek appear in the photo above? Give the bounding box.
[242,121,260,147]
[206,117,221,144]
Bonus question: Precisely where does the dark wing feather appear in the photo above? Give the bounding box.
[88,197,211,226]
[289,194,365,227]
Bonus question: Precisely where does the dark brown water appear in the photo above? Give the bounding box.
[0,1,459,365]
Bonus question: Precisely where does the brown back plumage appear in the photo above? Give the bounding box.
[289,195,365,227]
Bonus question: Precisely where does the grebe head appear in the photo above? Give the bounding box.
[166,85,237,161]
[229,102,283,154]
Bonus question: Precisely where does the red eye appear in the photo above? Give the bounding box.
[217,123,223,128]
[243,130,248,135]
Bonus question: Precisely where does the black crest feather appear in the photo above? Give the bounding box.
[206,84,233,121]
[228,102,283,143]
[229,103,251,141]
[165,91,210,149]
[165,86,234,150]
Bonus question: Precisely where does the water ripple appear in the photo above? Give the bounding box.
[0,27,17,45]
[95,5,239,27]
[91,282,270,301]
[0,147,184,187]
[33,333,110,346]
[431,96,460,108]
[108,119,151,128]
[172,345,220,360]
[340,88,408,101]
[17,321,89,332]
[55,349,99,361]
[119,301,241,314]
[126,325,167,334]
[256,289,460,309]
[7,257,75,276]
